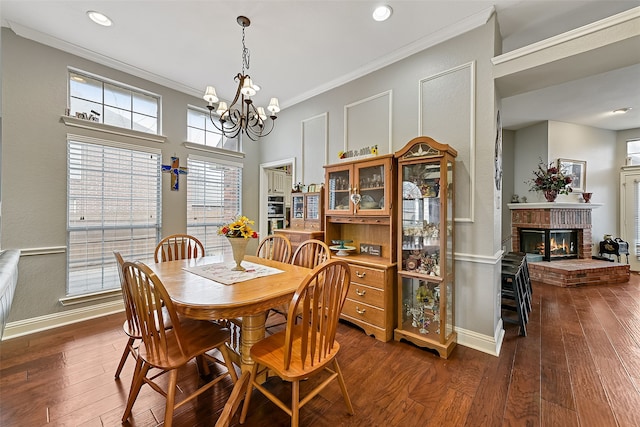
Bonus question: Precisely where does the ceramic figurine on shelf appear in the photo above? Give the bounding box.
[415,281,431,304]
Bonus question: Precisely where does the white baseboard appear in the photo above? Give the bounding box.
[455,319,504,356]
[2,300,124,341]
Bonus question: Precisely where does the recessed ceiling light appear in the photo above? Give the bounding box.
[87,10,113,27]
[372,5,393,22]
[613,107,632,114]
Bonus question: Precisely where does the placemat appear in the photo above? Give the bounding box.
[183,261,284,285]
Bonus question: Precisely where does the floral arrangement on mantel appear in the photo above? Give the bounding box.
[528,159,573,202]
[218,215,258,239]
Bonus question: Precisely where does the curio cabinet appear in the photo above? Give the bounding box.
[394,137,457,358]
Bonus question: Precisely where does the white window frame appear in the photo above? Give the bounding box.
[186,105,242,154]
[68,67,161,135]
[66,134,162,296]
[626,138,640,166]
[187,154,243,259]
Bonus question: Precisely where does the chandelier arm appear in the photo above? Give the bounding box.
[206,110,225,133]
[228,73,245,109]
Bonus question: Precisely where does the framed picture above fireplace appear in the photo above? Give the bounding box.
[558,158,586,193]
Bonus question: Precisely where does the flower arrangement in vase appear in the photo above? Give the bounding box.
[527,159,573,202]
[218,215,258,271]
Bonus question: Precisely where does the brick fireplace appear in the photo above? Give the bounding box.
[508,202,629,287]
[509,203,593,259]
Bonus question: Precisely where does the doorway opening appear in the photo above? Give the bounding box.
[259,158,295,237]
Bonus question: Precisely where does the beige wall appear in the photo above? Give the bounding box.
[260,18,504,349]
[1,28,261,322]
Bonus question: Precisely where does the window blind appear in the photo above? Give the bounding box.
[187,155,242,258]
[67,137,161,295]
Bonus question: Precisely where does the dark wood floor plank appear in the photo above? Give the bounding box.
[539,285,575,411]
[563,331,618,426]
[541,399,579,427]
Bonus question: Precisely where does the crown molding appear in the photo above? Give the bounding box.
[492,6,640,66]
[6,20,203,99]
[283,6,496,109]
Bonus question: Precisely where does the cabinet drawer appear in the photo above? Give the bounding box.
[305,221,321,230]
[347,283,384,308]
[348,265,385,288]
[342,299,385,328]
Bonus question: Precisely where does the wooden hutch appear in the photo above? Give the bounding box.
[274,190,324,253]
[324,154,397,342]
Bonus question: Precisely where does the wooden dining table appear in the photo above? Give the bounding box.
[147,255,310,371]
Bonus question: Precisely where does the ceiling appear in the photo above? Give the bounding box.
[2,1,639,131]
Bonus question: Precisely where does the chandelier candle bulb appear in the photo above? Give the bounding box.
[203,86,218,104]
[268,98,280,114]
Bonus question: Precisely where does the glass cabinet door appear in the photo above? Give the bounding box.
[327,168,352,213]
[292,194,304,219]
[306,193,320,220]
[355,163,386,214]
[400,162,441,274]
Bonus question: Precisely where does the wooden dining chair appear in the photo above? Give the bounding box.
[240,259,354,427]
[215,371,251,427]
[256,234,292,263]
[154,233,205,263]
[267,239,332,325]
[113,251,173,379]
[121,260,238,427]
[290,239,331,269]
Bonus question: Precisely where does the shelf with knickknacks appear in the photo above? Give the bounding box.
[394,136,457,358]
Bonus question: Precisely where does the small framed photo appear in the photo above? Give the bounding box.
[307,184,316,193]
[558,158,586,193]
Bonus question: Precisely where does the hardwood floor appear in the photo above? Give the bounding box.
[2,273,640,426]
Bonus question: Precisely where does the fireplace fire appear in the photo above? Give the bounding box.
[520,228,579,261]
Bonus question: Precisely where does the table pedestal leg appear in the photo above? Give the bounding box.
[240,312,266,372]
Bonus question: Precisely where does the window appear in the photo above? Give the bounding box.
[187,155,242,258]
[627,139,640,165]
[187,106,239,152]
[67,136,161,296]
[69,69,160,135]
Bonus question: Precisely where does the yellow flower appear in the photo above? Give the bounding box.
[218,215,258,239]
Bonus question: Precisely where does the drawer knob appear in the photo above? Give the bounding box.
[355,271,366,278]
[355,289,366,296]
[355,306,366,315]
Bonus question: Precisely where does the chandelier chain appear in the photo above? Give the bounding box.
[241,26,250,74]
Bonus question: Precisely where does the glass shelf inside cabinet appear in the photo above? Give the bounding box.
[401,163,441,276]
[328,170,351,210]
[401,277,442,336]
[358,164,385,210]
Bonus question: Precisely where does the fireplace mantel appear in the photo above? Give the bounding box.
[508,202,602,210]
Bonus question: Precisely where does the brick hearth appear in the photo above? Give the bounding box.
[508,202,629,286]
[528,259,630,287]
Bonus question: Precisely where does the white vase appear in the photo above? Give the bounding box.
[227,237,248,271]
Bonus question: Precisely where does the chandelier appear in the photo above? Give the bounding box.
[202,16,280,142]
